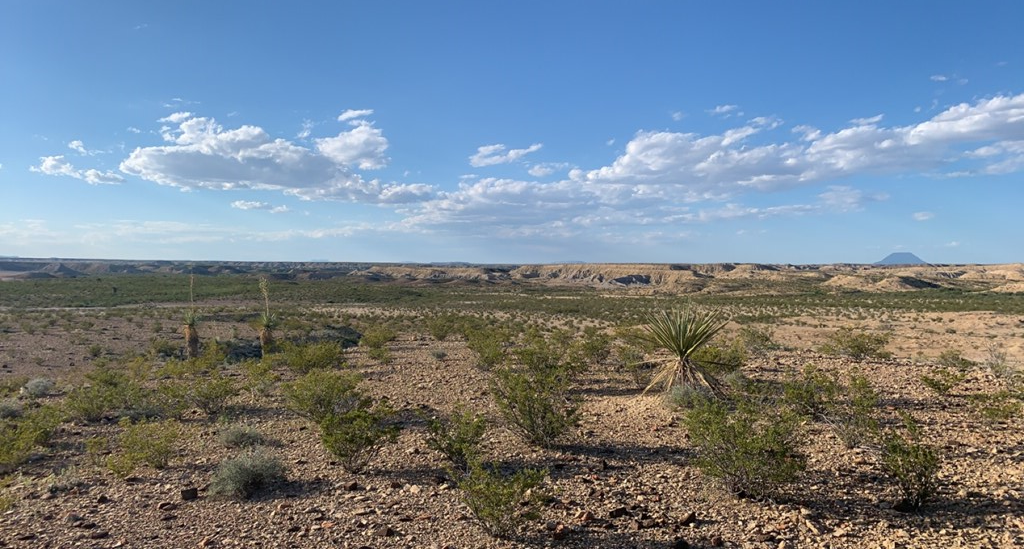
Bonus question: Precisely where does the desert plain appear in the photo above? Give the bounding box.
[0,259,1022,548]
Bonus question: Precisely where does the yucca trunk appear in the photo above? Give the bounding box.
[183,324,200,359]
[673,358,725,396]
[258,327,274,357]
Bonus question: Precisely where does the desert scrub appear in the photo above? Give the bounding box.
[829,372,881,448]
[465,328,509,370]
[682,396,805,499]
[283,369,365,423]
[781,365,840,420]
[691,337,748,376]
[968,390,1023,423]
[277,341,346,373]
[819,327,891,360]
[209,449,286,500]
[218,424,268,448]
[919,367,966,396]
[360,325,397,350]
[0,375,30,397]
[0,398,22,419]
[241,359,278,402]
[424,406,487,473]
[21,377,56,399]
[184,371,238,417]
[937,349,976,370]
[319,405,400,473]
[0,405,62,474]
[106,419,180,478]
[738,325,782,356]
[491,358,578,448]
[640,307,729,396]
[458,460,546,539]
[880,414,941,510]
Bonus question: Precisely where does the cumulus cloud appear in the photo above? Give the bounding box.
[708,104,740,116]
[338,109,374,122]
[469,143,543,167]
[31,155,124,184]
[930,75,949,82]
[671,111,685,121]
[528,162,571,177]
[913,211,935,221]
[159,111,194,123]
[120,113,426,203]
[230,200,289,213]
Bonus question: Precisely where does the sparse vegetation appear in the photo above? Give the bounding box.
[209,449,286,500]
[425,406,487,473]
[880,413,941,510]
[640,307,728,395]
[819,327,891,360]
[458,460,546,539]
[319,405,400,473]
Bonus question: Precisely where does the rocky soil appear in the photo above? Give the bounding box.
[1,298,1023,548]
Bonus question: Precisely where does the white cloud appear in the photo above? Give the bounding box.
[671,111,685,121]
[817,185,888,212]
[120,114,426,204]
[338,109,374,122]
[850,114,883,126]
[708,104,740,116]
[68,140,87,154]
[127,126,141,134]
[528,162,571,177]
[945,241,960,247]
[231,200,290,213]
[159,111,194,123]
[930,75,948,82]
[913,211,935,221]
[297,119,314,140]
[468,143,543,167]
[30,155,124,184]
[315,120,389,169]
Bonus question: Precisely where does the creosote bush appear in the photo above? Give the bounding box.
[491,359,577,448]
[209,449,286,500]
[682,396,805,499]
[880,414,941,511]
[276,341,346,373]
[22,377,55,399]
[106,418,180,478]
[218,424,268,448]
[283,369,365,423]
[819,327,891,360]
[458,460,547,539]
[0,405,62,474]
[424,406,487,473]
[319,405,400,473]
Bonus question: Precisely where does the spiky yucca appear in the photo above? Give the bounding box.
[183,274,200,359]
[641,308,727,396]
[257,277,277,357]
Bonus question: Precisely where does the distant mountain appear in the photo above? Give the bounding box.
[876,252,927,265]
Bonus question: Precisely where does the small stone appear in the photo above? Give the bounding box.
[157,501,178,511]
[574,510,595,523]
[552,522,569,540]
[160,514,177,521]
[65,513,84,524]
[342,481,360,491]
[608,506,629,519]
[180,487,199,501]
[680,511,697,526]
[198,537,217,547]
[372,525,396,537]
[89,530,110,540]
[96,495,111,504]
[408,484,422,494]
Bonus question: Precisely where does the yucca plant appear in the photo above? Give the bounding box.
[257,277,277,357]
[182,274,200,360]
[640,307,728,396]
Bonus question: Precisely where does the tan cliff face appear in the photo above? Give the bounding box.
[2,259,1023,294]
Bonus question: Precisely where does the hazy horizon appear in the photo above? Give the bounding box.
[3,2,1023,264]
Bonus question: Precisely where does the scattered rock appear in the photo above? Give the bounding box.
[180,487,199,501]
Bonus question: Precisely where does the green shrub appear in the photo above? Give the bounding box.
[919,367,966,396]
[106,418,180,478]
[22,377,55,398]
[565,327,612,370]
[241,359,278,402]
[283,369,365,423]
[64,385,114,423]
[682,397,805,499]
[819,327,891,360]
[969,391,1023,423]
[218,424,268,448]
[937,349,975,370]
[185,372,237,417]
[880,414,940,510]
[426,314,459,341]
[366,346,393,363]
[466,329,508,370]
[424,406,487,473]
[0,405,62,474]
[0,376,29,397]
[319,406,399,473]
[209,449,286,500]
[782,365,839,420]
[830,372,881,449]
[491,362,577,448]
[360,325,397,350]
[277,341,346,373]
[738,325,782,356]
[458,460,546,539]
[692,338,747,376]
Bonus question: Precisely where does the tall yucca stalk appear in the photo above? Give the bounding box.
[182,274,200,360]
[257,276,277,357]
[641,307,727,396]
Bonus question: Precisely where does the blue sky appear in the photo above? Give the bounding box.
[2,1,1022,264]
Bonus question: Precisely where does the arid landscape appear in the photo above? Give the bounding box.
[1,260,1022,548]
